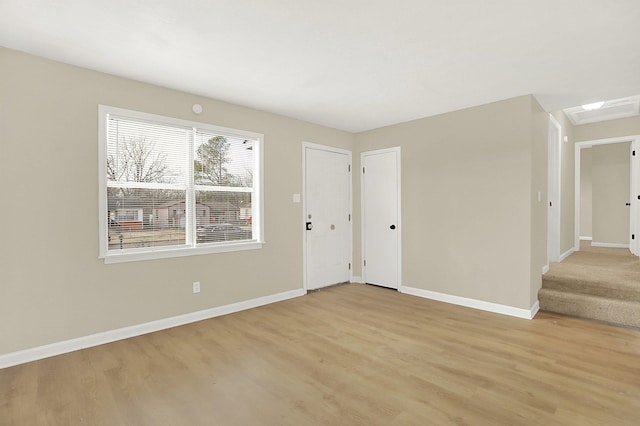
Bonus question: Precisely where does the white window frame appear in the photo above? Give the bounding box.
[98,105,264,264]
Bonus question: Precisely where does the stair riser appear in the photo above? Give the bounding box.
[542,278,640,302]
[539,290,640,328]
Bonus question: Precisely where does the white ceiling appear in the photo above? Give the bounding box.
[1,0,639,132]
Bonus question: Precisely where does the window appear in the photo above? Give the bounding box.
[98,105,263,263]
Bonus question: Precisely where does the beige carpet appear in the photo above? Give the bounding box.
[539,241,640,327]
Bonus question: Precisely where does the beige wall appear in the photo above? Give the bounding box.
[591,143,631,245]
[1,47,550,357]
[574,115,640,142]
[529,100,548,306]
[355,96,546,310]
[0,47,355,355]
[580,148,593,238]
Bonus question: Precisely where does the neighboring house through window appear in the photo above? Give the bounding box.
[98,105,264,263]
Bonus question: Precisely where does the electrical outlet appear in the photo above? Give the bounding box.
[193,281,201,293]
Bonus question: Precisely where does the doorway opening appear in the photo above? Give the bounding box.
[574,135,640,256]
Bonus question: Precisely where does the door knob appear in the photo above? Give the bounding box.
[626,203,631,206]
[390,224,396,230]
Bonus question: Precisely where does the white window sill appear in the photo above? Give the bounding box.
[101,241,264,264]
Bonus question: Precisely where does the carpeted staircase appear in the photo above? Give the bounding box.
[539,244,640,328]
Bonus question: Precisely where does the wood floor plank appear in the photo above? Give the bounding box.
[2,283,640,425]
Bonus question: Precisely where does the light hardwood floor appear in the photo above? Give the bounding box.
[2,283,640,425]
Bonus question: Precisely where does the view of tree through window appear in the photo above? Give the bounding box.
[102,108,259,257]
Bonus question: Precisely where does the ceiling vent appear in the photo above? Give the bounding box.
[564,95,640,125]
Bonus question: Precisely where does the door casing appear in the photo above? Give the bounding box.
[632,139,640,256]
[547,114,562,263]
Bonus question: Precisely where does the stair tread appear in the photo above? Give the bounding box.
[544,266,639,284]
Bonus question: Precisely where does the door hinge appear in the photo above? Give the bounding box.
[348,263,351,270]
[633,150,636,156]
[363,167,365,174]
[633,234,636,240]
[549,201,552,207]
[348,213,351,221]
[348,164,351,172]
[364,260,366,267]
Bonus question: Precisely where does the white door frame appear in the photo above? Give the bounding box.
[547,114,562,263]
[360,146,402,289]
[302,142,353,291]
[574,135,640,254]
[632,139,640,256]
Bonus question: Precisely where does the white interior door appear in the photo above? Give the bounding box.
[361,147,401,289]
[304,143,351,290]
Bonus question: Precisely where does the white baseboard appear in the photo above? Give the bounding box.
[545,248,575,271]
[399,286,538,320]
[559,247,575,262]
[580,236,592,241]
[350,276,363,283]
[0,288,306,370]
[530,300,540,318]
[591,242,629,248]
